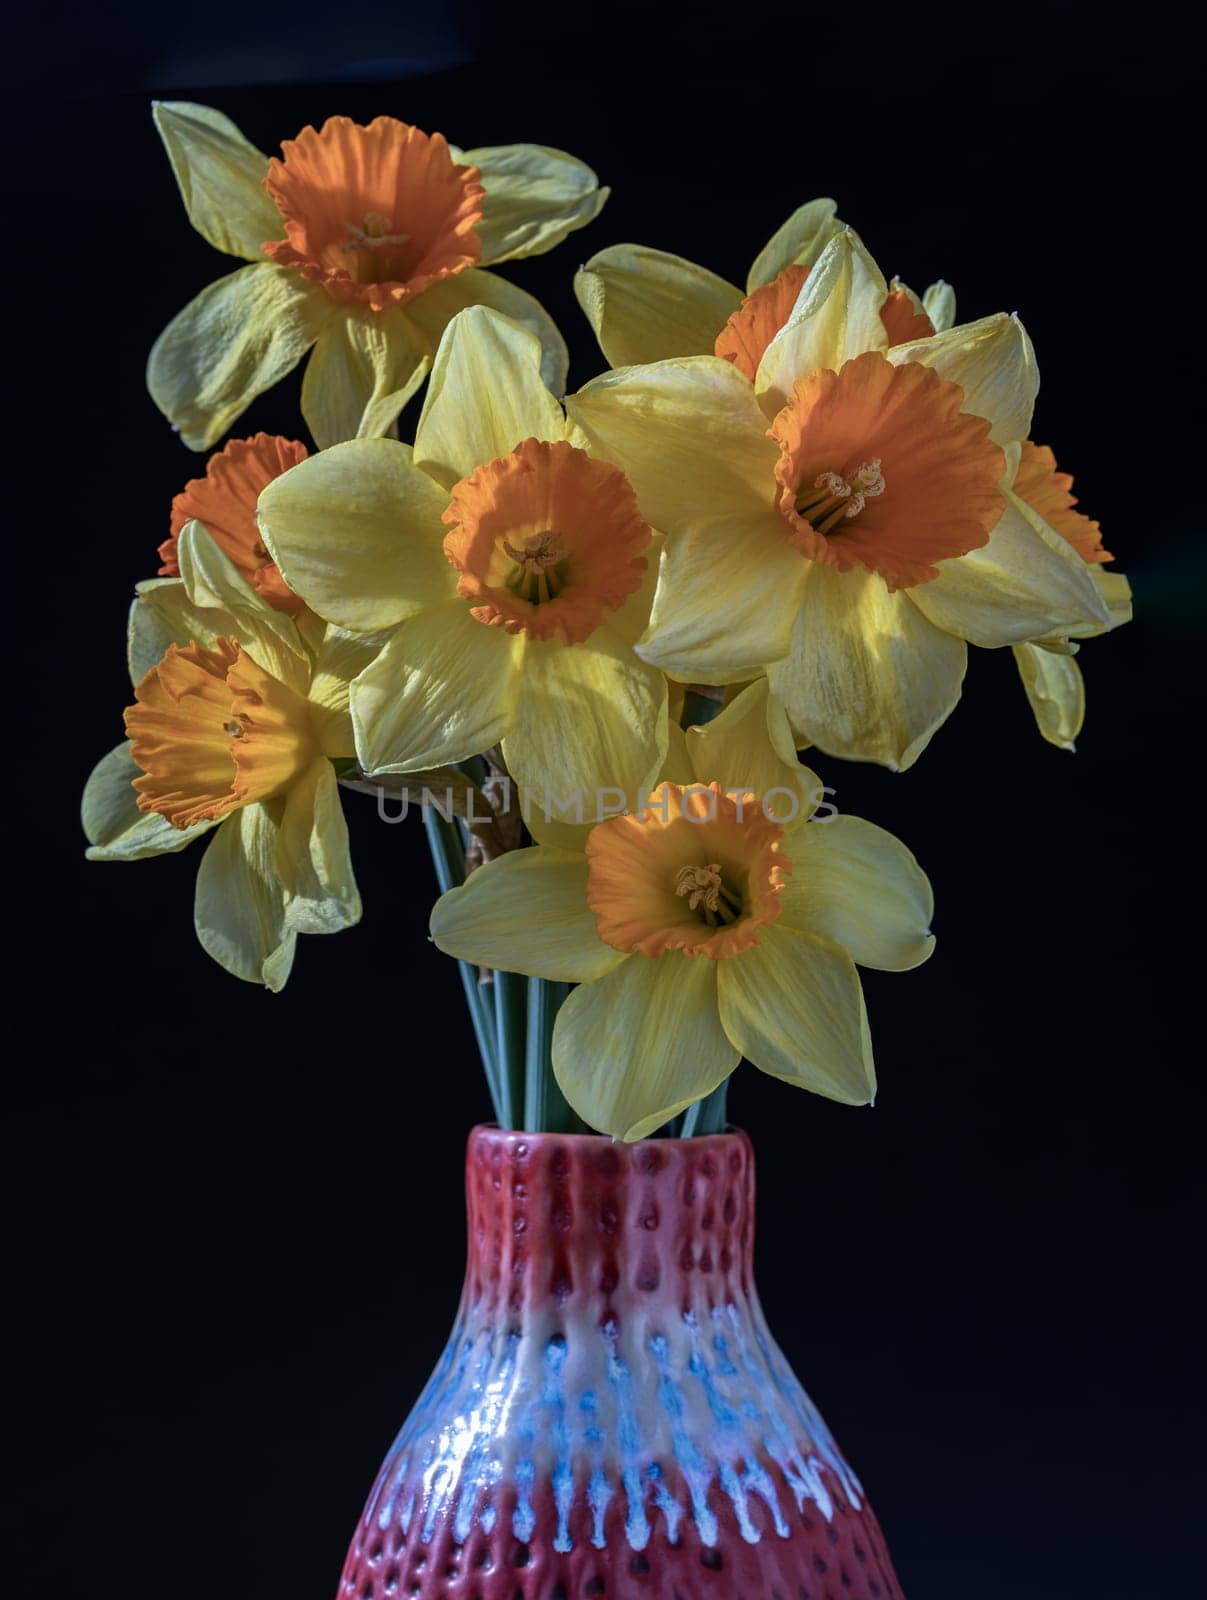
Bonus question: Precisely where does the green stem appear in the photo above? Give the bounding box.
[523,979,583,1133]
[493,969,528,1130]
[680,1081,730,1138]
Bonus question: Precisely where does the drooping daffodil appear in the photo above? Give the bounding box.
[1008,440,1131,749]
[82,520,372,989]
[256,306,667,824]
[568,228,1113,770]
[575,194,954,370]
[430,679,934,1140]
[149,102,607,450]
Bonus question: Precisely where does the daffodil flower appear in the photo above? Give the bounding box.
[1009,440,1132,749]
[148,102,607,451]
[574,194,954,369]
[256,306,668,825]
[567,228,1113,770]
[430,681,934,1140]
[82,521,371,989]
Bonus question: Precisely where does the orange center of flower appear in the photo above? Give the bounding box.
[1013,440,1112,564]
[769,350,1006,590]
[159,433,309,614]
[585,782,790,960]
[262,116,484,311]
[124,638,318,830]
[442,438,651,645]
[714,266,937,381]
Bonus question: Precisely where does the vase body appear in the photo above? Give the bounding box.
[337,1127,903,1599]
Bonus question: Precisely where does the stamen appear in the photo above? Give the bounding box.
[503,531,568,604]
[796,458,886,534]
[674,863,743,926]
[341,212,412,253]
[224,719,245,739]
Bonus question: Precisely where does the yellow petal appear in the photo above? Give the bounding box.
[273,758,361,934]
[717,925,875,1102]
[431,847,626,981]
[767,564,967,770]
[83,742,215,861]
[574,244,742,367]
[755,229,889,415]
[908,492,1111,647]
[351,599,523,773]
[463,142,608,263]
[300,304,430,448]
[636,511,806,683]
[502,625,667,828]
[746,198,842,292]
[306,625,394,755]
[174,520,310,690]
[553,953,739,1140]
[686,679,821,820]
[256,438,455,631]
[152,100,280,261]
[130,571,309,696]
[407,267,569,397]
[779,816,934,971]
[922,279,956,333]
[567,356,778,531]
[888,313,1037,445]
[414,305,566,489]
[194,806,296,990]
[1012,642,1085,750]
[148,263,330,451]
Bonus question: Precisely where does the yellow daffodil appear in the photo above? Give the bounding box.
[82,520,372,989]
[575,194,955,369]
[149,102,607,451]
[1008,440,1132,749]
[567,228,1112,770]
[255,306,667,822]
[430,680,934,1139]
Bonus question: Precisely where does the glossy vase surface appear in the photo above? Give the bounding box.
[337,1126,904,1599]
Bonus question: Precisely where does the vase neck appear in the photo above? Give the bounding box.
[461,1125,756,1323]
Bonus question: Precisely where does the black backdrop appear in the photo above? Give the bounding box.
[7,7,1204,1597]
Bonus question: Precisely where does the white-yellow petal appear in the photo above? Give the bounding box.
[194,805,296,990]
[273,758,361,934]
[746,198,842,292]
[464,142,607,264]
[779,816,934,971]
[407,268,569,397]
[173,519,310,689]
[257,438,455,631]
[685,679,820,820]
[130,571,309,696]
[83,742,215,861]
[1012,642,1085,750]
[300,304,430,448]
[922,279,957,333]
[351,600,523,773]
[414,305,566,489]
[717,925,875,1102]
[553,953,739,1141]
[888,313,1037,445]
[574,244,742,368]
[153,100,281,261]
[431,848,626,982]
[767,564,967,770]
[147,263,330,451]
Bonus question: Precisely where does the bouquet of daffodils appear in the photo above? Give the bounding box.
[83,103,1129,1141]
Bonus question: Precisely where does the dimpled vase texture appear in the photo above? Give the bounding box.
[337,1127,903,1599]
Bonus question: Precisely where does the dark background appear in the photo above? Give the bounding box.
[6,5,1203,1596]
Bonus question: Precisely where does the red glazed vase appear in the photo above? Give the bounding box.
[337,1127,904,1599]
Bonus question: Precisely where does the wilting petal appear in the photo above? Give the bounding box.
[148,263,331,451]
[273,758,361,934]
[194,805,296,990]
[257,438,455,630]
[636,511,806,683]
[908,492,1111,647]
[153,100,281,261]
[83,742,215,861]
[718,925,875,1102]
[767,564,967,770]
[1013,641,1085,750]
[575,244,742,367]
[746,197,842,291]
[568,357,778,530]
[779,816,934,971]
[464,142,607,263]
[685,679,820,820]
[888,313,1037,445]
[431,848,626,982]
[408,267,569,397]
[300,304,430,447]
[415,305,565,489]
[553,953,739,1141]
[351,599,523,772]
[503,625,667,826]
